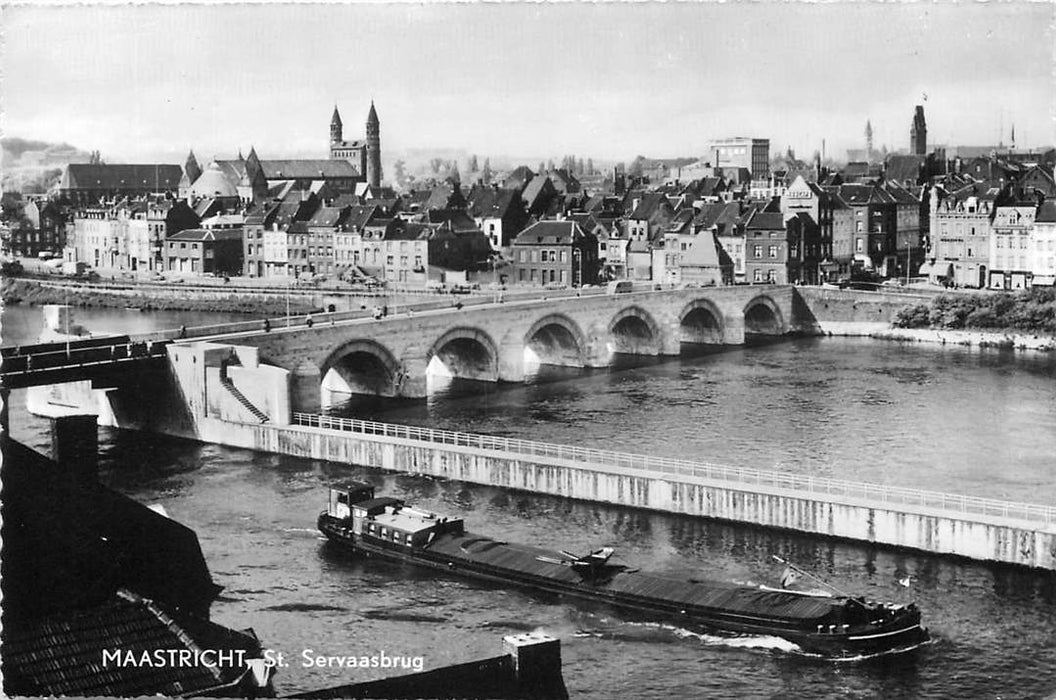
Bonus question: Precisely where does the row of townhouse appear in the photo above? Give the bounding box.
[926,183,1056,290]
[65,197,201,272]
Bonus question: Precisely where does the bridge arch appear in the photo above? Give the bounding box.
[743,294,786,336]
[607,305,663,355]
[320,338,403,398]
[524,313,587,367]
[427,326,500,383]
[679,298,726,345]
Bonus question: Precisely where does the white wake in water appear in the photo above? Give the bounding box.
[630,621,803,653]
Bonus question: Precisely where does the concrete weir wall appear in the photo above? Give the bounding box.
[200,417,1056,571]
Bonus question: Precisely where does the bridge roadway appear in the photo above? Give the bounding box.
[0,336,170,390]
[182,284,797,408]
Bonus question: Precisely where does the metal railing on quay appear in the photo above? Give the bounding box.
[290,412,1055,525]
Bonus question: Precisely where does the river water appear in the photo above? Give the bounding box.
[4,304,1056,699]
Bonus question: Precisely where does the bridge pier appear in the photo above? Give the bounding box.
[398,357,429,399]
[497,340,525,384]
[721,316,746,345]
[290,360,322,413]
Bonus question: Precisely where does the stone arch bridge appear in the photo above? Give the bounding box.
[193,286,796,410]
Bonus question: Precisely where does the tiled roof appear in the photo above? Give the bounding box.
[259,159,359,180]
[2,590,264,698]
[1035,200,1056,223]
[307,206,350,228]
[60,164,183,191]
[384,222,431,241]
[745,210,786,230]
[512,220,590,245]
[345,205,378,230]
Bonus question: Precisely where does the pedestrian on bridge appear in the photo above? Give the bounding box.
[263,318,271,332]
[306,314,314,328]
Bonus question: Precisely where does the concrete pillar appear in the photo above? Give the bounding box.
[502,633,567,699]
[290,361,322,414]
[50,414,98,484]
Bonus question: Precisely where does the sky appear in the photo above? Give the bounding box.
[2,2,1054,166]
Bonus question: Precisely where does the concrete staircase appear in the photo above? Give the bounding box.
[219,377,269,423]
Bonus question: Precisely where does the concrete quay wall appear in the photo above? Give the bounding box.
[202,418,1056,571]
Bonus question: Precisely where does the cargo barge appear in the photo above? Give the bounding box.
[318,483,928,658]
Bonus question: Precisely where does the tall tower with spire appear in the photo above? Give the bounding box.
[330,106,343,145]
[911,105,927,156]
[366,101,381,188]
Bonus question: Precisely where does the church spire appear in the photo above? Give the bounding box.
[330,105,343,144]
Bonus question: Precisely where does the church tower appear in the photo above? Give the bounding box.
[911,105,927,156]
[330,106,343,145]
[366,101,381,187]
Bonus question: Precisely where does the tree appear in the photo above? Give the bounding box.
[482,158,493,185]
[865,120,874,158]
[586,158,594,176]
[546,158,555,172]
[468,154,479,173]
[430,158,443,175]
[627,155,646,178]
[451,163,461,183]
[393,160,406,187]
[539,161,546,174]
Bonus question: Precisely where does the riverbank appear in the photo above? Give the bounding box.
[871,326,1056,351]
[1,277,320,315]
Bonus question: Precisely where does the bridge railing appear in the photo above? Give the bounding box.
[1,340,168,376]
[291,412,1056,525]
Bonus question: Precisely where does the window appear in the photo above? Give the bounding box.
[856,221,863,233]
[530,269,537,282]
[560,250,567,263]
[790,245,798,258]
[997,238,1004,249]
[386,255,394,265]
[531,250,538,263]
[855,238,864,253]
[768,245,778,258]
[560,270,567,284]
[753,245,762,258]
[767,269,777,282]
[180,242,187,249]
[753,269,763,282]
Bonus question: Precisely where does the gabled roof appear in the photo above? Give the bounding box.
[836,184,895,206]
[628,192,672,220]
[884,154,927,184]
[60,164,183,191]
[384,222,431,241]
[466,186,523,219]
[425,209,480,232]
[345,204,379,230]
[1035,201,1056,223]
[680,231,733,269]
[167,228,243,242]
[503,165,536,190]
[512,220,592,245]
[307,206,350,228]
[259,159,359,180]
[745,210,786,231]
